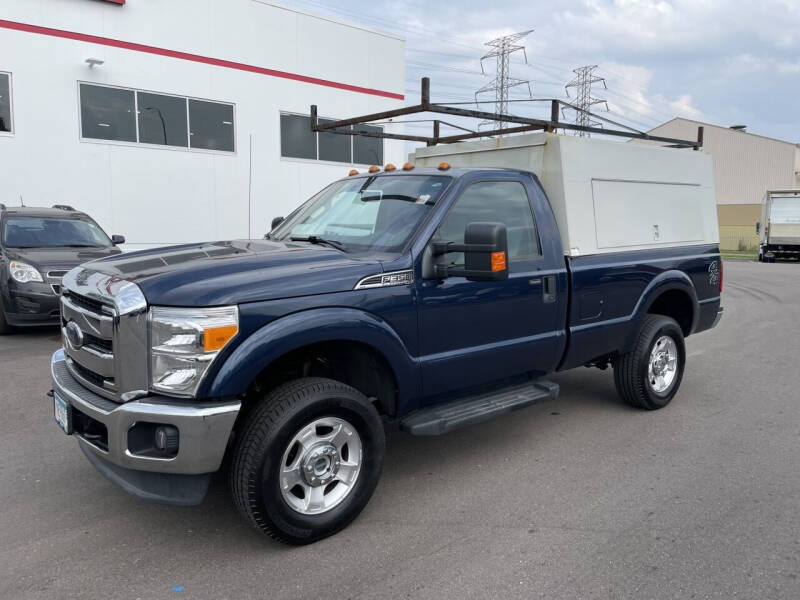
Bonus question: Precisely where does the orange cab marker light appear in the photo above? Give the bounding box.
[368,165,380,173]
[348,169,359,176]
[204,324,238,352]
[490,251,507,272]
[384,163,397,172]
[438,161,451,170]
[402,162,415,170]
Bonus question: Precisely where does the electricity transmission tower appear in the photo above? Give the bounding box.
[474,30,533,132]
[564,65,609,136]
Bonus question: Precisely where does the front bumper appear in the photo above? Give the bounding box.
[51,349,240,502]
[4,287,61,326]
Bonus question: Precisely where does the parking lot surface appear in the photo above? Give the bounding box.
[1,259,798,599]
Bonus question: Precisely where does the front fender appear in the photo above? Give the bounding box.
[205,307,420,404]
[623,269,699,350]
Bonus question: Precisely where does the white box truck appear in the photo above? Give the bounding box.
[758,190,800,262]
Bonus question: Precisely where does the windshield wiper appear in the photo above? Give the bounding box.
[290,235,348,252]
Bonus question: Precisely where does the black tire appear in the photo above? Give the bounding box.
[614,315,685,410]
[0,296,12,335]
[230,377,385,545]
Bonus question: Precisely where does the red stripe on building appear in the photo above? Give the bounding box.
[0,19,404,100]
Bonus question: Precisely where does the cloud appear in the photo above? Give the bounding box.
[668,94,703,120]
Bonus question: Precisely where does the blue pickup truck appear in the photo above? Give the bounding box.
[50,163,722,544]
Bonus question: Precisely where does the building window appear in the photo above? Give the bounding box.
[137,92,188,147]
[189,99,235,152]
[79,83,235,153]
[280,114,317,160]
[318,118,352,163]
[353,125,384,165]
[80,84,137,142]
[280,112,383,165]
[0,72,13,134]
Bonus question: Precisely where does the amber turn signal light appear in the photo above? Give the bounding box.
[402,162,415,170]
[490,251,507,272]
[203,324,239,352]
[384,163,397,172]
[368,165,380,173]
[348,169,359,176]
[438,162,451,170]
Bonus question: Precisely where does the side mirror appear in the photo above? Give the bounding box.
[271,216,285,230]
[427,222,508,281]
[111,234,125,245]
[755,222,761,234]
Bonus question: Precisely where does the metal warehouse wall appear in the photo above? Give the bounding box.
[0,0,406,248]
[646,118,799,209]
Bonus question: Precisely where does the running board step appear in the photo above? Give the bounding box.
[400,380,559,436]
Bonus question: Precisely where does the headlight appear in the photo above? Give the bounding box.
[9,261,43,283]
[150,306,239,397]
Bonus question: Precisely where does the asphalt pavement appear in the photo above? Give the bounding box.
[1,259,798,599]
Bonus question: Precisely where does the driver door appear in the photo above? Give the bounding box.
[416,175,563,398]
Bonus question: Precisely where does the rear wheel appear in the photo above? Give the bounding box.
[230,377,385,545]
[614,315,685,410]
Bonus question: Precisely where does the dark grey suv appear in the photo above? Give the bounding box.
[0,204,124,333]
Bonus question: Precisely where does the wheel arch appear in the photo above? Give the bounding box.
[205,307,419,417]
[625,271,698,350]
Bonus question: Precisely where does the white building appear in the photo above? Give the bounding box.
[0,0,405,249]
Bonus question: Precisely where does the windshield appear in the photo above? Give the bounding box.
[1,216,112,248]
[272,175,452,252]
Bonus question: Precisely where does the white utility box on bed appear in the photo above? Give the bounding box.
[410,132,718,257]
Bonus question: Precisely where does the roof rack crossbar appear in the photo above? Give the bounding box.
[311,77,704,150]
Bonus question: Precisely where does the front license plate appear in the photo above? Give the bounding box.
[53,392,72,435]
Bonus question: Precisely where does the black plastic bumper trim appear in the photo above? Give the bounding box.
[79,442,211,506]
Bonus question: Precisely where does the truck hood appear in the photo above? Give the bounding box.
[84,240,384,306]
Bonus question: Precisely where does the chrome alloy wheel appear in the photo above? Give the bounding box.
[279,417,363,515]
[648,335,678,394]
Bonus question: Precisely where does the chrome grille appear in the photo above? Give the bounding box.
[47,270,68,296]
[61,292,116,397]
[63,290,113,315]
[59,268,149,403]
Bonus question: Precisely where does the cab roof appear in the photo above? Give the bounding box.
[343,166,531,180]
[0,206,89,219]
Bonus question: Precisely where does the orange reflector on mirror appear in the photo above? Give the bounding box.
[491,251,507,272]
[204,324,238,352]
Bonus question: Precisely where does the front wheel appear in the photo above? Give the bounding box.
[0,296,13,335]
[230,377,385,545]
[614,315,686,410]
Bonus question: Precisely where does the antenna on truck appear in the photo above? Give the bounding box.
[310,77,705,150]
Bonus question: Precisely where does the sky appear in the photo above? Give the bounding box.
[286,0,800,143]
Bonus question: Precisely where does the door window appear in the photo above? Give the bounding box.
[437,180,540,268]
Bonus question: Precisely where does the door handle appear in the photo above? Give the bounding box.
[542,275,556,304]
